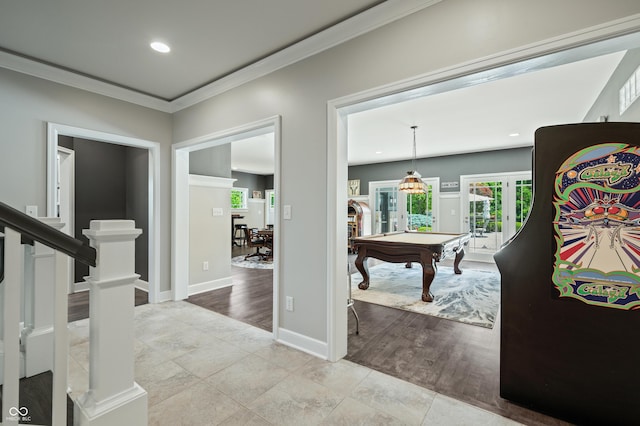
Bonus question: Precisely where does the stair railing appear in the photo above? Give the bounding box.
[0,201,147,426]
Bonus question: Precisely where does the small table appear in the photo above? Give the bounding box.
[353,231,471,302]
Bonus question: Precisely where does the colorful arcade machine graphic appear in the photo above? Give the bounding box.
[553,142,640,309]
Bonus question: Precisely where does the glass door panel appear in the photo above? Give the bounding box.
[404,180,437,232]
[373,184,399,234]
[462,172,532,262]
[466,181,504,261]
[515,179,532,233]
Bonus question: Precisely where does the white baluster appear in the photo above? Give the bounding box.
[2,228,23,426]
[22,217,64,378]
[52,249,70,426]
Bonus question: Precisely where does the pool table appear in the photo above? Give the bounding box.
[352,231,471,302]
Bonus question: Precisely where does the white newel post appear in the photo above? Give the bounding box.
[22,217,64,377]
[75,220,147,426]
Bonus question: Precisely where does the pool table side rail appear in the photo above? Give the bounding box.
[353,231,470,262]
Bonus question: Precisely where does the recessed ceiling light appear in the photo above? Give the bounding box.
[509,132,520,137]
[375,151,383,154]
[150,41,171,53]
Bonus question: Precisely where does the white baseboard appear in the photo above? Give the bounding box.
[188,276,233,296]
[277,327,328,360]
[158,290,174,303]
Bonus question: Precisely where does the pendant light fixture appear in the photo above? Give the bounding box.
[399,125,426,193]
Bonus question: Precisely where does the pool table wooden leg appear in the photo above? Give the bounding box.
[421,255,436,302]
[354,251,370,290]
[453,247,465,274]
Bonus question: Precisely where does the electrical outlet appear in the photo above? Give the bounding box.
[286,296,294,312]
[203,261,209,271]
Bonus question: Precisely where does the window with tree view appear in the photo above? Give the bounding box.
[516,179,532,231]
[406,184,433,232]
[231,188,248,210]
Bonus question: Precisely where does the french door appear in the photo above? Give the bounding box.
[369,178,439,234]
[461,172,532,262]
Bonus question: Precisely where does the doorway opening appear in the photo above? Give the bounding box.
[46,123,161,303]
[328,23,640,362]
[172,116,281,339]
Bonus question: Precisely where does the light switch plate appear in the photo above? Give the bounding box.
[283,205,292,220]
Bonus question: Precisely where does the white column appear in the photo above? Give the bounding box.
[75,220,147,426]
[22,217,64,377]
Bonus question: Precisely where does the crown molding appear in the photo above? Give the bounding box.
[0,50,173,112]
[0,0,441,114]
[169,0,442,112]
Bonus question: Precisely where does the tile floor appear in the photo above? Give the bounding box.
[67,300,521,425]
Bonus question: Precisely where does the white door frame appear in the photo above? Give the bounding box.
[46,123,162,303]
[171,116,281,338]
[327,19,640,361]
[57,146,75,293]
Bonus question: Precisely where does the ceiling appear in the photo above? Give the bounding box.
[0,0,387,101]
[347,50,627,165]
[232,50,627,174]
[0,1,633,174]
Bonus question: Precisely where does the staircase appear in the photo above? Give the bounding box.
[0,371,74,425]
[0,201,148,425]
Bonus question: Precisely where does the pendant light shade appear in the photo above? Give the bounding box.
[399,126,426,193]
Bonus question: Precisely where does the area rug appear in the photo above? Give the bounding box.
[350,263,500,328]
[231,255,274,269]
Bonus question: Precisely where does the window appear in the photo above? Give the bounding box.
[269,191,275,209]
[619,65,640,115]
[231,188,248,210]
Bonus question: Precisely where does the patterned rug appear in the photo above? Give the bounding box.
[350,263,500,328]
[231,255,274,269]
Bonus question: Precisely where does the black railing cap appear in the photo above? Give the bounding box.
[0,201,96,267]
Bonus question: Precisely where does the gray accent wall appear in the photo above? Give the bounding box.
[190,145,231,177]
[349,147,533,195]
[231,171,273,197]
[60,138,149,283]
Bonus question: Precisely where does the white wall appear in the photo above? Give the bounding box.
[172,0,640,350]
[244,199,266,230]
[189,176,233,293]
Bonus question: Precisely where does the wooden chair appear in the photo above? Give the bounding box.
[244,227,268,260]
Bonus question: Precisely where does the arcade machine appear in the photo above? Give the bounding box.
[495,122,640,425]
